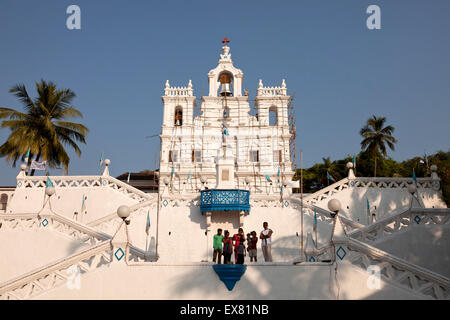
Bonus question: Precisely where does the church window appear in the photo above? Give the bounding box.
[273,150,282,163]
[169,150,179,163]
[250,150,259,162]
[194,150,202,163]
[0,193,7,210]
[174,106,183,126]
[269,106,277,126]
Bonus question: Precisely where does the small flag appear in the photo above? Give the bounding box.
[352,155,356,168]
[224,128,229,136]
[366,198,370,215]
[412,168,417,184]
[265,174,272,182]
[145,211,151,235]
[25,148,30,159]
[327,171,335,182]
[99,152,104,168]
[46,176,54,188]
[171,167,175,178]
[187,172,191,180]
[81,194,86,214]
[127,172,131,183]
[277,167,280,177]
[313,209,317,231]
[30,160,47,171]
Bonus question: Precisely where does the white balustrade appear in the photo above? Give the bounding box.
[350,208,450,244]
[256,86,287,96]
[346,238,450,299]
[164,80,193,97]
[16,175,153,204]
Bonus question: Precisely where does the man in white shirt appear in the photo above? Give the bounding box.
[260,222,273,262]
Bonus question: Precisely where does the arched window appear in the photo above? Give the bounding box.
[174,106,183,126]
[218,72,233,97]
[269,106,277,126]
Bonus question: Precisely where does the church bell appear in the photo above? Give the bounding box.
[219,73,232,97]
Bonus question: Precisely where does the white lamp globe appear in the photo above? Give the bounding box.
[117,205,130,220]
[163,177,170,185]
[407,184,417,194]
[20,164,27,171]
[104,159,110,166]
[45,186,55,196]
[200,176,208,184]
[245,176,252,184]
[327,199,341,213]
[346,162,353,169]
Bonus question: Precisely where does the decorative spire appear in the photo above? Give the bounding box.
[258,79,263,88]
[220,37,231,62]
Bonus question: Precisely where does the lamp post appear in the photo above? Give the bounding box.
[407,184,417,210]
[327,199,341,263]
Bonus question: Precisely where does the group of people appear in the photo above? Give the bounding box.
[212,222,273,265]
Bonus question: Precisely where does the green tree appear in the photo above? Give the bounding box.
[0,80,88,174]
[360,115,397,177]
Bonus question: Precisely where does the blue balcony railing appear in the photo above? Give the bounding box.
[200,189,250,214]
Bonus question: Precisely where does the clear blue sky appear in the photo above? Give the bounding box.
[1,0,449,185]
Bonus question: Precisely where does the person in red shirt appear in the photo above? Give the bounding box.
[232,228,245,263]
[222,230,233,264]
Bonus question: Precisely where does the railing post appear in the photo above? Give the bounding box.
[205,211,212,262]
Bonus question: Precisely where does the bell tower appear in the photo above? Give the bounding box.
[207,38,243,97]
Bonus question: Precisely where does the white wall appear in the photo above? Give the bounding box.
[35,261,425,300]
[133,203,337,264]
[0,229,90,283]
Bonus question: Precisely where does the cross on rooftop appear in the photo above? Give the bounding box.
[222,37,230,46]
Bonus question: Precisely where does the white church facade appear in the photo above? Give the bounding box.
[159,39,295,195]
[0,40,448,300]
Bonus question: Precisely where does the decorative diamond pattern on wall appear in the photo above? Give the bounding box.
[336,246,346,260]
[115,248,125,261]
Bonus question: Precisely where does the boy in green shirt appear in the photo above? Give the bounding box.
[213,228,224,264]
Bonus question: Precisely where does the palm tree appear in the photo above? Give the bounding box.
[360,115,397,177]
[0,79,88,175]
[319,157,336,185]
